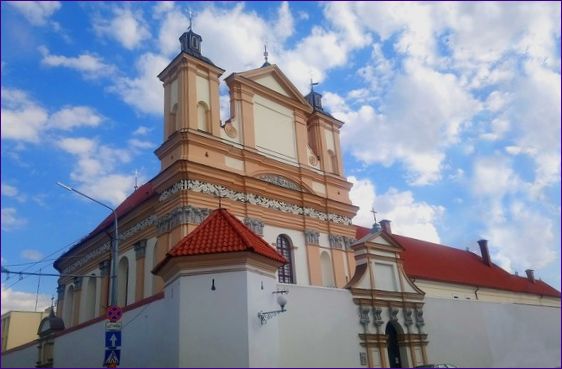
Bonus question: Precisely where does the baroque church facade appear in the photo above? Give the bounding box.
[3,27,560,368]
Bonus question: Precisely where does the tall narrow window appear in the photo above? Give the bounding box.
[117,257,129,307]
[197,101,210,132]
[276,235,295,284]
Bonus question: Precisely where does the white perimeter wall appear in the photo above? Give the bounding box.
[2,296,176,368]
[424,297,561,368]
[278,284,361,367]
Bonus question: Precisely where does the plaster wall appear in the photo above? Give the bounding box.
[423,297,561,367]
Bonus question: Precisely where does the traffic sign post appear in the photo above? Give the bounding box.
[105,305,123,367]
[104,349,120,367]
[105,331,122,348]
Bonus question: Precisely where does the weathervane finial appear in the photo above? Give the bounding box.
[264,45,269,64]
[188,9,193,30]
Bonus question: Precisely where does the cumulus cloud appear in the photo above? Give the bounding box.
[39,46,116,78]
[348,176,444,243]
[7,1,61,26]
[1,208,27,231]
[56,136,150,205]
[21,249,44,262]
[93,6,150,50]
[111,53,168,115]
[1,88,105,143]
[1,284,51,314]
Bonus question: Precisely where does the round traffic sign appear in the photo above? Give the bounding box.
[106,305,123,322]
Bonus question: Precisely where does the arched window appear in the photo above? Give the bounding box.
[197,101,210,132]
[276,235,295,284]
[83,276,97,321]
[117,257,129,307]
[63,285,74,327]
[320,251,335,287]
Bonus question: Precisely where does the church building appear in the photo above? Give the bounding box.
[2,25,560,369]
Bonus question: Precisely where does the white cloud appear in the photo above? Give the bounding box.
[1,183,19,197]
[93,6,150,50]
[39,46,116,78]
[48,106,104,130]
[7,1,61,26]
[1,89,48,143]
[128,138,154,150]
[1,183,26,203]
[273,2,295,42]
[485,202,557,271]
[1,208,27,231]
[111,52,168,115]
[1,284,51,315]
[56,137,148,206]
[1,88,105,143]
[21,249,44,262]
[333,60,480,185]
[471,156,521,199]
[133,126,151,136]
[348,176,444,243]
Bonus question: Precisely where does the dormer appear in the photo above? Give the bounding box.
[224,64,313,167]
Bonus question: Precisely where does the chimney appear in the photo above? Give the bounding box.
[477,239,491,266]
[380,219,392,234]
[525,269,535,283]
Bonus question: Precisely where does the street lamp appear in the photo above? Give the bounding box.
[57,182,119,307]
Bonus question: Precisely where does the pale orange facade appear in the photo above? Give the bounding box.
[54,28,358,329]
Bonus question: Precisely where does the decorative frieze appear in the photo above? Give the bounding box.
[157,205,211,235]
[257,175,301,191]
[121,215,157,241]
[158,179,353,225]
[304,229,320,245]
[134,240,147,259]
[244,217,264,235]
[62,242,111,275]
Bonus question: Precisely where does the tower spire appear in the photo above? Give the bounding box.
[261,44,271,67]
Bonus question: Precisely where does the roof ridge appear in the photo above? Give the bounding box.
[218,209,259,252]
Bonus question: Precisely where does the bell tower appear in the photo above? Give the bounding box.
[156,21,225,171]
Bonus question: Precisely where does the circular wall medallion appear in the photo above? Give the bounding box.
[224,122,238,138]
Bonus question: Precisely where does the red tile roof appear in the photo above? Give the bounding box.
[54,182,155,271]
[92,181,155,234]
[355,226,560,298]
[164,208,287,263]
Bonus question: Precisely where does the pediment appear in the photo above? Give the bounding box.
[236,65,311,109]
[354,231,403,250]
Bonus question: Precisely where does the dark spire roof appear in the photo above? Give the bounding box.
[304,80,324,112]
[178,16,216,66]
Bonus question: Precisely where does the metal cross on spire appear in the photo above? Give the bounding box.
[263,45,269,64]
[188,9,193,30]
[310,78,319,92]
[370,208,378,223]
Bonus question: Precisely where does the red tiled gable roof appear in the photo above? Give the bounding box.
[165,208,287,263]
[92,181,155,234]
[355,226,560,298]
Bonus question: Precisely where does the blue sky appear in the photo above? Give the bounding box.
[1,1,560,313]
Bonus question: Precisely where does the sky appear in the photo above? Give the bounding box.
[1,1,560,314]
